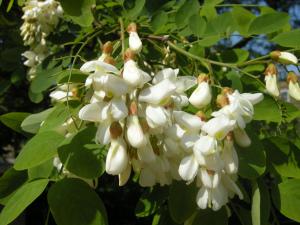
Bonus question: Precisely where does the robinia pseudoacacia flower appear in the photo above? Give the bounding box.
[75,22,264,211]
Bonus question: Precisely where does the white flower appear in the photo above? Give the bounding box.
[105,138,129,175]
[271,51,298,65]
[137,141,156,163]
[93,74,130,97]
[233,128,251,147]
[96,121,111,145]
[139,79,177,105]
[193,135,218,156]
[129,32,142,53]
[265,74,279,97]
[222,138,238,174]
[178,154,199,182]
[123,59,145,87]
[287,72,300,101]
[180,133,200,152]
[164,124,185,140]
[173,111,203,132]
[110,97,128,121]
[199,168,220,188]
[189,79,211,108]
[241,93,263,105]
[126,115,147,148]
[78,102,109,122]
[119,163,131,186]
[221,174,243,200]
[139,167,156,187]
[202,116,235,140]
[145,105,170,128]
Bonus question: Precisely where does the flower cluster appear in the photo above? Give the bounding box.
[77,23,264,211]
[265,51,300,100]
[20,0,63,79]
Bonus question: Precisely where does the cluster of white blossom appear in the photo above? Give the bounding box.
[265,51,300,100]
[76,23,264,211]
[20,0,63,79]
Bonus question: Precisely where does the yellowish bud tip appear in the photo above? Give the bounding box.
[110,122,123,139]
[129,101,138,115]
[206,169,215,176]
[264,63,277,76]
[270,50,281,61]
[196,111,206,121]
[197,73,209,83]
[104,56,116,65]
[216,94,229,108]
[102,41,113,54]
[124,48,135,61]
[127,22,137,33]
[287,72,298,84]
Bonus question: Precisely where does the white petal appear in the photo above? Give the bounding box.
[119,163,131,186]
[193,135,217,156]
[138,79,177,105]
[152,68,176,84]
[178,155,199,181]
[123,60,144,87]
[80,60,119,74]
[180,133,199,152]
[137,141,156,163]
[105,138,128,175]
[196,186,209,209]
[145,105,169,128]
[265,75,279,97]
[288,82,300,101]
[241,93,264,105]
[129,32,142,53]
[233,128,251,147]
[189,82,212,108]
[173,110,203,132]
[164,124,185,140]
[110,98,128,120]
[222,175,243,200]
[171,94,189,108]
[126,116,147,148]
[175,76,197,93]
[279,52,298,65]
[50,90,70,101]
[93,74,130,97]
[211,184,228,211]
[202,116,235,140]
[78,102,107,122]
[96,122,111,145]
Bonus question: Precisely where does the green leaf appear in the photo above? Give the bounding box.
[124,0,145,18]
[251,180,270,225]
[28,159,54,180]
[197,35,220,47]
[21,108,54,134]
[6,0,14,12]
[191,207,228,225]
[0,168,27,201]
[150,11,168,34]
[266,137,300,179]
[14,131,64,170]
[226,71,243,92]
[281,101,300,122]
[203,0,223,6]
[30,62,62,94]
[210,12,235,35]
[272,179,300,222]
[237,127,266,179]
[135,186,168,217]
[231,6,255,36]
[0,112,30,133]
[58,126,105,179]
[248,12,289,35]
[57,69,88,84]
[39,104,70,133]
[272,29,300,48]
[189,14,206,37]
[0,179,48,225]
[168,181,198,223]
[220,49,249,64]
[175,0,200,29]
[60,0,95,27]
[28,89,43,103]
[253,95,281,123]
[48,178,108,225]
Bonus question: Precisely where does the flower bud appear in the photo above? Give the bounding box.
[178,155,198,182]
[119,163,131,186]
[264,64,279,97]
[102,41,113,54]
[270,51,298,65]
[105,138,129,175]
[233,128,251,147]
[126,115,147,148]
[287,72,300,101]
[127,23,142,53]
[189,74,211,108]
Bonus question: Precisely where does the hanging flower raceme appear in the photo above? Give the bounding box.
[287,72,300,101]
[264,64,279,97]
[21,0,63,79]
